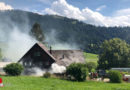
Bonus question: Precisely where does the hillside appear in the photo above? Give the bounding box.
[0,10,130,53]
[84,53,98,63]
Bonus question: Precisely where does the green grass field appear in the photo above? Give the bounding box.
[84,52,98,63]
[0,76,130,90]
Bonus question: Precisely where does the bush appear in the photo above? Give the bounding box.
[85,62,97,72]
[108,70,122,83]
[43,72,51,78]
[66,63,88,81]
[3,63,24,76]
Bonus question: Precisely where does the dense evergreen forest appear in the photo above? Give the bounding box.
[0,10,130,54]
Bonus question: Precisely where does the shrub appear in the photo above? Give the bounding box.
[108,70,122,83]
[43,72,51,78]
[3,63,24,76]
[66,63,88,81]
[85,62,97,72]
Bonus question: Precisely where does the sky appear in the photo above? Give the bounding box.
[1,0,130,26]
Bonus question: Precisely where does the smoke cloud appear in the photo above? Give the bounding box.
[45,30,79,50]
[23,63,66,76]
[2,29,36,61]
[0,11,37,61]
[0,10,75,76]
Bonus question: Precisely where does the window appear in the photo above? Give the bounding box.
[46,61,49,66]
[34,52,41,56]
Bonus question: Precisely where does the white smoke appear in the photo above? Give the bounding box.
[2,29,36,61]
[0,11,37,61]
[45,30,79,50]
[25,67,46,76]
[24,63,66,76]
[50,63,66,74]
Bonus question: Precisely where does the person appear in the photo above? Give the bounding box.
[0,77,3,87]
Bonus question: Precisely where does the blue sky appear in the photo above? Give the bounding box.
[0,0,130,26]
[1,0,130,16]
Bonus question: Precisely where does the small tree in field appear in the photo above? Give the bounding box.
[85,62,97,72]
[3,63,24,76]
[108,70,122,83]
[66,63,88,81]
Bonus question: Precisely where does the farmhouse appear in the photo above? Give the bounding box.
[18,43,85,69]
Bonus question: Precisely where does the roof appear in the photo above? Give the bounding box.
[18,43,56,62]
[51,50,85,66]
[18,43,85,67]
[37,43,56,61]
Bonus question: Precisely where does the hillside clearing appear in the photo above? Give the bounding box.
[84,52,98,63]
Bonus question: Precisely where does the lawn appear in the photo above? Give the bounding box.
[0,76,130,90]
[84,52,98,63]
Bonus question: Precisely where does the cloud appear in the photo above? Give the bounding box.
[114,8,130,16]
[44,0,85,20]
[43,0,130,27]
[0,2,13,11]
[96,5,106,11]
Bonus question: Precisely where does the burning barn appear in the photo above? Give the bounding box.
[18,43,85,74]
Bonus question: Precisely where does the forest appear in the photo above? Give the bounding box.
[0,10,130,53]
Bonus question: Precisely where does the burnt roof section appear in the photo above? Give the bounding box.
[51,50,85,66]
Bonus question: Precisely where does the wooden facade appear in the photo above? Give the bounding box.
[18,43,55,69]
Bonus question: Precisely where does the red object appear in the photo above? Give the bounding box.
[123,77,129,81]
[0,78,2,84]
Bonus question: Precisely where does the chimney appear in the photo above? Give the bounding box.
[50,46,52,54]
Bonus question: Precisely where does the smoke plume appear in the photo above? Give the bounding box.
[2,30,36,61]
[23,63,66,76]
[0,10,36,61]
[45,30,79,50]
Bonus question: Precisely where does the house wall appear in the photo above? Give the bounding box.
[19,44,55,69]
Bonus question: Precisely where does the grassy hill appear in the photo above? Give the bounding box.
[84,52,98,63]
[0,76,130,90]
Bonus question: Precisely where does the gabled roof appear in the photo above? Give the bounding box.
[18,43,56,62]
[37,43,56,61]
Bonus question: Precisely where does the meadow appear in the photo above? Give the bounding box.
[84,52,98,63]
[0,76,130,90]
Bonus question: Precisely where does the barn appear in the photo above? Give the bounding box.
[18,43,85,70]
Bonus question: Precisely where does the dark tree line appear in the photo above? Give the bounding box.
[1,10,130,54]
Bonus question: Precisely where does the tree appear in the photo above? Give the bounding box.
[98,38,130,69]
[66,63,88,81]
[30,23,45,42]
[3,63,24,76]
[108,70,122,83]
[85,62,97,72]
